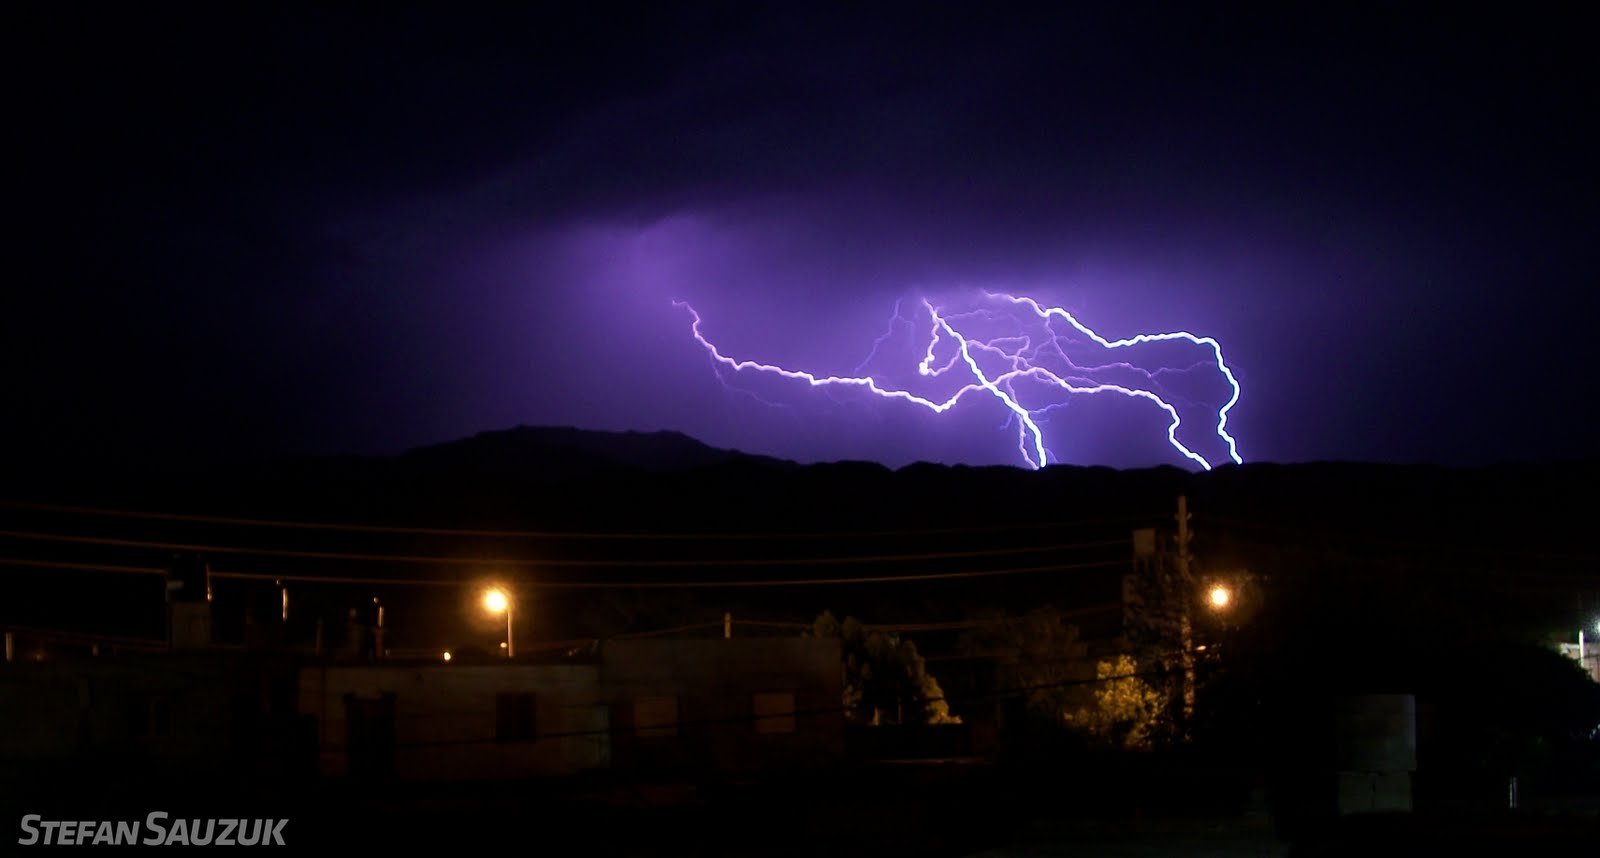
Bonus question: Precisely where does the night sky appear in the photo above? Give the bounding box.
[6,3,1596,474]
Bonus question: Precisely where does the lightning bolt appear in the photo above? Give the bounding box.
[676,292,1243,470]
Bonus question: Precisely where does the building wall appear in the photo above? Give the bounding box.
[598,638,845,776]
[1333,694,1416,814]
[0,655,287,788]
[4,638,848,788]
[300,662,607,781]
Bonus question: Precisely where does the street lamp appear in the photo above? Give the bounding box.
[1207,584,1232,610]
[483,587,513,658]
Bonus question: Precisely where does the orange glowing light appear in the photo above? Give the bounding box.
[1208,585,1232,609]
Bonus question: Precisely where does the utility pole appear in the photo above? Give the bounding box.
[1176,495,1196,725]
[373,597,386,660]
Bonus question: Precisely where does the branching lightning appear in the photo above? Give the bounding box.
[677,292,1243,470]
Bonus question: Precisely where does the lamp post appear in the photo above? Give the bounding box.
[484,588,513,659]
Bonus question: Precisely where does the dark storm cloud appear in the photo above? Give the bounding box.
[5,3,1596,471]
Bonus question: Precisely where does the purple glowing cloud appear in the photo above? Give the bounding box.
[679,291,1244,470]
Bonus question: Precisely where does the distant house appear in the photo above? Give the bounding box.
[1,626,843,789]
[302,637,844,782]
[600,638,845,778]
[0,653,313,791]
[302,660,608,781]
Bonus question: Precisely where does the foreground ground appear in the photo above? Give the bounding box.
[6,760,1597,854]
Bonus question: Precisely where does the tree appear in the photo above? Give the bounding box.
[811,611,961,725]
[1063,654,1167,750]
[958,607,1167,748]
[957,607,1091,720]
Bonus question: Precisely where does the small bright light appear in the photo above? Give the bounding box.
[1208,585,1232,609]
[442,651,452,662]
[483,588,509,614]
[499,642,508,649]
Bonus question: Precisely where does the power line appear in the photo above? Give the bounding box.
[1196,513,1599,563]
[0,498,1160,541]
[0,556,165,576]
[1189,531,1599,587]
[730,619,811,630]
[0,528,1128,568]
[218,558,1134,588]
[0,554,1131,589]
[0,607,1189,660]
[858,606,1122,632]
[728,606,1121,634]
[613,622,725,639]
[0,624,168,648]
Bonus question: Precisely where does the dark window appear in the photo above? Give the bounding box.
[496,692,537,742]
[150,697,173,736]
[343,692,397,779]
[634,695,679,738]
[131,695,175,738]
[752,691,797,734]
[265,675,295,714]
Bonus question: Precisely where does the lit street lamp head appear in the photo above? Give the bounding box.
[1208,584,1232,610]
[483,588,509,614]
